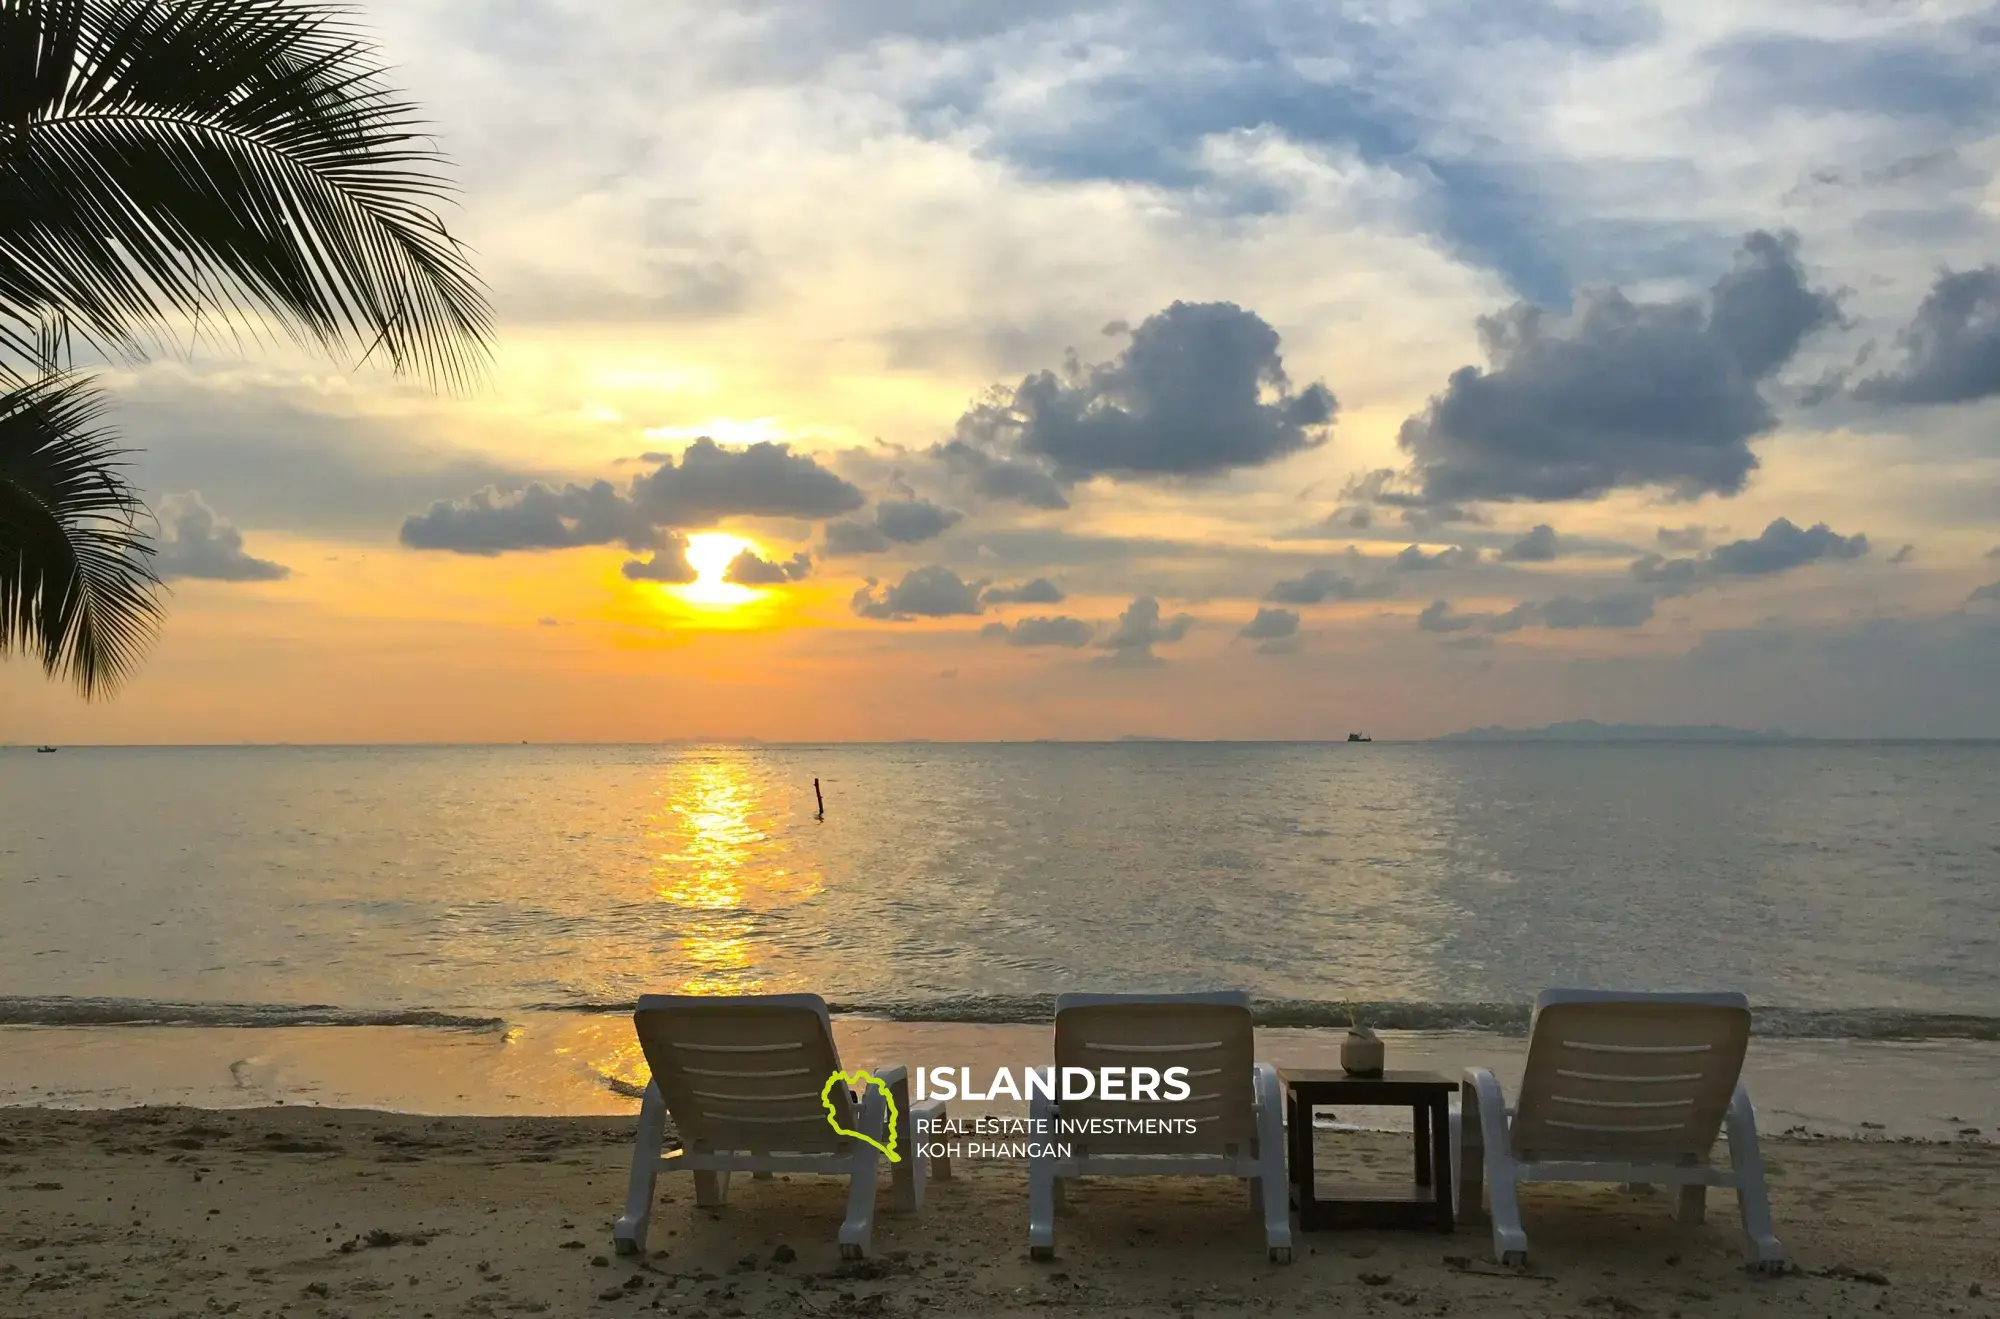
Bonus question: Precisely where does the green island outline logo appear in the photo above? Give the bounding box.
[820,1069,901,1162]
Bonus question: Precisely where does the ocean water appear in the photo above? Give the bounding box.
[3,741,1998,1027]
[3,742,1998,1129]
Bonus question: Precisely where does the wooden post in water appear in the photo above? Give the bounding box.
[814,777,825,820]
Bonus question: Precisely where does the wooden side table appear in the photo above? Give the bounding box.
[1282,1069,1454,1232]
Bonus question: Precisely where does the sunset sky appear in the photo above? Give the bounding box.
[6,0,2000,742]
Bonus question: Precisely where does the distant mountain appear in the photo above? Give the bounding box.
[1435,719,1796,743]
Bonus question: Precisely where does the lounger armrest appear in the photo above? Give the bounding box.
[867,1064,908,1087]
[1457,1067,1510,1225]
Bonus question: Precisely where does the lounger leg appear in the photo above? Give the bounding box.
[694,1169,731,1207]
[890,1080,931,1214]
[1028,1094,1058,1260]
[1453,1082,1483,1225]
[838,1088,887,1259]
[1254,1064,1294,1263]
[612,1080,668,1254]
[1724,1084,1785,1271]
[1465,1069,1526,1264]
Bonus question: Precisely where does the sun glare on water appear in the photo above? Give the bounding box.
[679,532,757,607]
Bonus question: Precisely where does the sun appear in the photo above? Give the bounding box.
[679,532,757,607]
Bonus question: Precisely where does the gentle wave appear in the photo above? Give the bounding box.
[0,996,505,1030]
[531,995,2000,1042]
[9,994,1999,1041]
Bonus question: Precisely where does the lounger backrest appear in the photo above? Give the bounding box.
[633,993,854,1154]
[1053,991,1257,1153]
[1510,989,1752,1163]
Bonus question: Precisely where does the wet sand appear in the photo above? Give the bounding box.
[2,1105,1995,1317]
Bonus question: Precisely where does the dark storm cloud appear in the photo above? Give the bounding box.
[151,493,289,582]
[1498,524,1561,562]
[1707,27,2000,125]
[1852,267,2000,406]
[1888,544,1917,566]
[980,615,1096,647]
[1970,581,2000,606]
[1397,231,1841,503]
[851,565,986,619]
[1265,566,1394,605]
[945,302,1336,485]
[401,441,861,555]
[982,578,1065,605]
[1657,524,1708,552]
[1099,595,1194,666]
[725,549,812,584]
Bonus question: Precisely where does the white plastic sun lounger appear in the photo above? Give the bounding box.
[1452,989,1784,1270]
[1027,991,1292,1263]
[612,992,948,1259]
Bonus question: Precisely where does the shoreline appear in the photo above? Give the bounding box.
[3,1017,1998,1145]
[3,1104,1995,1317]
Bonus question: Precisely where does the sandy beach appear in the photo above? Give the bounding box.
[2,1105,1994,1318]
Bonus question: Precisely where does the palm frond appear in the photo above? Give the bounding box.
[0,0,492,389]
[0,371,162,697]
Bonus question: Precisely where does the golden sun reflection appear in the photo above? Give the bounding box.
[649,755,823,995]
[677,532,757,607]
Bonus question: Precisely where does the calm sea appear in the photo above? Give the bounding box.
[3,741,1997,1035]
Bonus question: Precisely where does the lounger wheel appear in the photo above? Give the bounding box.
[1268,1246,1292,1264]
[612,1236,639,1256]
[1501,1250,1527,1268]
[1030,1245,1055,1262]
[840,1242,865,1261]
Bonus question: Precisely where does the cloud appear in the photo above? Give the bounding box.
[1419,590,1655,635]
[1397,231,1840,503]
[1266,567,1393,605]
[1628,518,1870,596]
[1239,607,1301,650]
[725,548,812,584]
[151,492,289,582]
[1099,595,1194,665]
[850,565,985,619]
[1392,544,1480,571]
[1707,519,1870,576]
[1888,544,1917,566]
[1657,525,1708,552]
[1498,524,1560,562]
[822,497,963,554]
[1967,581,2000,607]
[1852,267,2000,406]
[946,301,1336,484]
[1417,600,1477,632]
[982,578,1065,605]
[981,615,1095,647]
[402,440,861,555]
[629,437,865,525]
[620,535,697,583]
[930,439,1071,509]
[874,497,963,543]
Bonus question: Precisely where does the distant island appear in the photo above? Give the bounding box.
[1436,719,1797,743]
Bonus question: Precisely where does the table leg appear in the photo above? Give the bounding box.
[1414,1102,1432,1187]
[1429,1097,1453,1231]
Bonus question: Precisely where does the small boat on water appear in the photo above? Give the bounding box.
[1345,732,1372,743]
[36,745,58,753]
